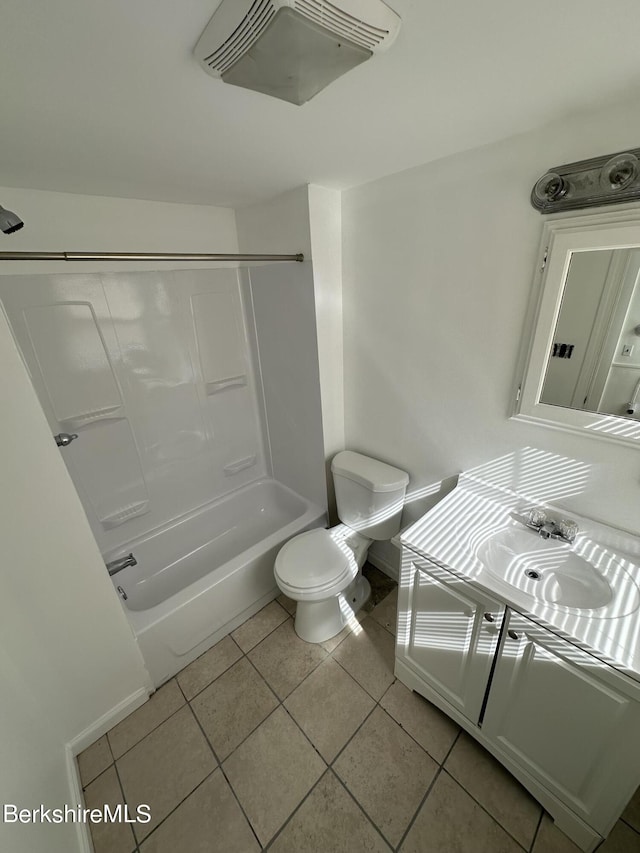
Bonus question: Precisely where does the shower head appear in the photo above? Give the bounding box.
[0,205,24,234]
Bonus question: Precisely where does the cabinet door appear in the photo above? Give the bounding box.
[399,553,505,723]
[482,611,640,831]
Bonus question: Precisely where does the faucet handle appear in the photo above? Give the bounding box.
[526,507,547,528]
[558,518,579,543]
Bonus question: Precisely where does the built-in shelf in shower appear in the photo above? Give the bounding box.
[59,405,125,432]
[100,500,150,530]
[224,454,257,476]
[205,375,247,395]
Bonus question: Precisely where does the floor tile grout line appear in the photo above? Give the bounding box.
[245,619,335,699]
[125,703,220,847]
[393,728,462,851]
[207,698,282,768]
[326,699,381,768]
[328,637,394,704]
[187,676,291,850]
[218,764,264,851]
[620,816,640,836]
[183,700,222,765]
[110,747,142,851]
[231,600,291,653]
[442,734,541,851]
[95,582,555,853]
[261,766,334,851]
[132,767,220,848]
[324,765,396,852]
[325,687,439,851]
[242,646,297,705]
[377,679,464,765]
[100,601,383,847]
[529,809,545,852]
[394,765,445,852]
[176,637,244,703]
[202,692,324,850]
[175,605,289,705]
[126,695,277,847]
[108,685,187,761]
[197,613,393,848]
[438,767,531,852]
[95,578,393,764]
[273,640,364,709]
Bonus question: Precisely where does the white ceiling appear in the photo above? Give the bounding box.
[3,0,640,208]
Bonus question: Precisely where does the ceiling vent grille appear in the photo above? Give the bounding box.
[293,0,388,49]
[194,0,401,104]
[202,0,277,74]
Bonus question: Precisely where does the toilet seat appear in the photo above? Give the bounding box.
[274,528,357,600]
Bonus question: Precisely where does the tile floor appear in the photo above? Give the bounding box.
[78,567,640,853]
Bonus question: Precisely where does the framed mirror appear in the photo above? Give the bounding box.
[515,207,640,445]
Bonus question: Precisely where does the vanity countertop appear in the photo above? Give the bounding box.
[398,473,640,684]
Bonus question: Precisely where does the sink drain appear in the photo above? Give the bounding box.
[524,568,541,581]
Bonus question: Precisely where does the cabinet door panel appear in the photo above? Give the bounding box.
[483,612,640,829]
[401,556,505,723]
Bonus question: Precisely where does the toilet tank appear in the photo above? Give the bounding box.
[331,451,409,540]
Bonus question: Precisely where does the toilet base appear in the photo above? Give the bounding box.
[294,574,371,644]
[343,573,371,614]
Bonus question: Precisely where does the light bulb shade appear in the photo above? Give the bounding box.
[532,172,570,205]
[599,153,639,191]
[0,205,24,234]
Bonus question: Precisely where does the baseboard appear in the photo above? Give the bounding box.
[65,745,94,853]
[66,687,150,757]
[64,687,151,852]
[367,551,399,582]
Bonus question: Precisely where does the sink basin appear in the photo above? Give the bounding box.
[475,526,613,610]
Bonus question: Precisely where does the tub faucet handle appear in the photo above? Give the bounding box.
[55,432,78,447]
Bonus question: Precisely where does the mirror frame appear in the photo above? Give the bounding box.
[514,206,640,446]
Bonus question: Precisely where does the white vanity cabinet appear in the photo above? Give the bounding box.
[395,548,640,852]
[399,555,505,723]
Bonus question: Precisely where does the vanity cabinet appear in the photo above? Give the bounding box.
[396,549,640,852]
[402,557,505,723]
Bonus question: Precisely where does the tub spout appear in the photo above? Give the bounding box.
[106,553,137,576]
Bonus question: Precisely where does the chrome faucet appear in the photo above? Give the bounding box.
[106,553,137,576]
[537,520,563,540]
[520,509,578,544]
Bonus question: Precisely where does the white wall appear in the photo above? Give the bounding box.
[235,186,312,258]
[0,186,238,853]
[0,307,150,853]
[308,185,344,519]
[237,186,339,512]
[247,262,327,508]
[342,97,640,570]
[0,185,238,276]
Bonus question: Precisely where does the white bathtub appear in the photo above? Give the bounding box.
[107,479,326,687]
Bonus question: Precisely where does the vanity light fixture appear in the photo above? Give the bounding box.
[531,148,640,213]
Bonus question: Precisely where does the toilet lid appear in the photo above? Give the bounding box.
[275,528,355,593]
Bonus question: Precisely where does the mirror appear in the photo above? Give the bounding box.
[515,209,640,445]
[540,248,640,418]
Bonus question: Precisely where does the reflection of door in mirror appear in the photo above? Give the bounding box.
[540,248,640,419]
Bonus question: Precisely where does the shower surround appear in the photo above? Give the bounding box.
[0,266,326,684]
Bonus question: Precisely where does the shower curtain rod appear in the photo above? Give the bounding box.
[0,251,304,263]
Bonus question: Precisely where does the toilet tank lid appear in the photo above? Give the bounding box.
[331,451,409,493]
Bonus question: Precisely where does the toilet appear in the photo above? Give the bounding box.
[274,451,409,643]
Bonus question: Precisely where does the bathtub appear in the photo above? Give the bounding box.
[107,479,326,687]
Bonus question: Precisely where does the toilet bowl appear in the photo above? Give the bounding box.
[274,451,409,643]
